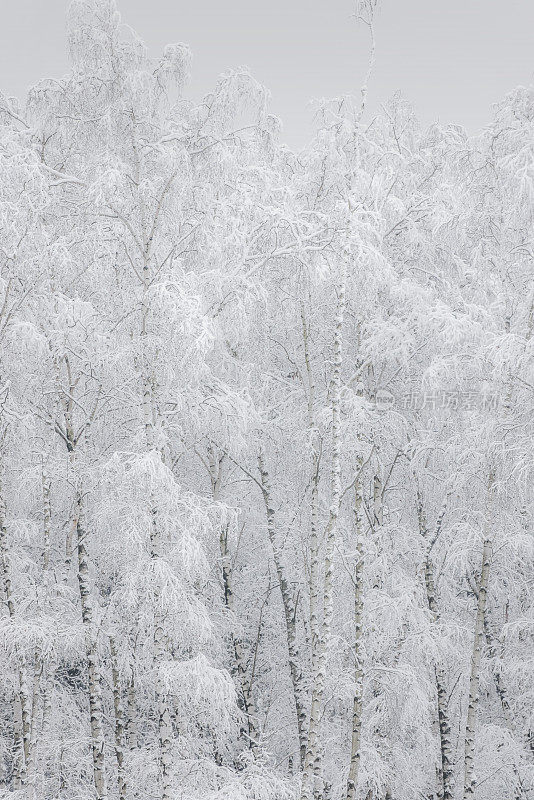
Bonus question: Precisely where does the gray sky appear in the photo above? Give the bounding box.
[1,0,534,148]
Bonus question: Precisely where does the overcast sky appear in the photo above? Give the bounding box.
[1,0,534,148]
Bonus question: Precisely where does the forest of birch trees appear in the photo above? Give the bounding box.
[0,2,533,799]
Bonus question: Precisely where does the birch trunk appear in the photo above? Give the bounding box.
[127,672,139,750]
[139,261,174,799]
[462,472,494,799]
[149,497,173,800]
[301,277,345,800]
[27,471,52,795]
[302,302,321,773]
[12,696,25,791]
[208,447,259,751]
[345,340,366,800]
[11,684,31,792]
[40,665,54,798]
[64,517,75,579]
[307,447,321,784]
[0,475,31,789]
[345,475,365,800]
[258,451,308,764]
[110,638,127,800]
[434,669,454,800]
[373,474,383,528]
[223,521,258,745]
[42,472,51,574]
[56,364,108,800]
[76,497,108,800]
[25,651,43,798]
[416,488,454,800]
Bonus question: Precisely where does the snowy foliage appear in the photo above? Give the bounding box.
[0,3,533,800]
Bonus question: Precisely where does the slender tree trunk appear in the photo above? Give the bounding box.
[39,665,54,798]
[373,474,383,528]
[54,359,108,800]
[64,518,75,581]
[307,446,321,785]
[463,472,494,799]
[208,448,259,751]
[301,276,345,800]
[127,670,138,750]
[42,472,51,573]
[141,280,174,800]
[258,452,308,765]
[41,669,53,735]
[25,651,43,798]
[416,488,454,800]
[302,301,322,774]
[0,478,31,789]
[58,746,67,797]
[144,405,173,798]
[149,502,173,800]
[346,475,365,800]
[110,638,127,800]
[12,695,25,791]
[27,470,52,796]
[221,521,259,749]
[76,498,108,800]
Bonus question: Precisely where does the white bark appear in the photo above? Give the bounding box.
[258,451,308,764]
[42,472,51,574]
[149,500,174,800]
[110,638,127,800]
[372,474,383,528]
[301,276,345,800]
[39,665,54,798]
[463,472,494,799]
[302,302,321,772]
[55,359,108,800]
[0,472,31,790]
[345,476,365,800]
[416,487,454,800]
[24,651,43,798]
[27,472,52,795]
[127,670,138,750]
[141,285,174,800]
[76,497,108,800]
[208,447,260,752]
